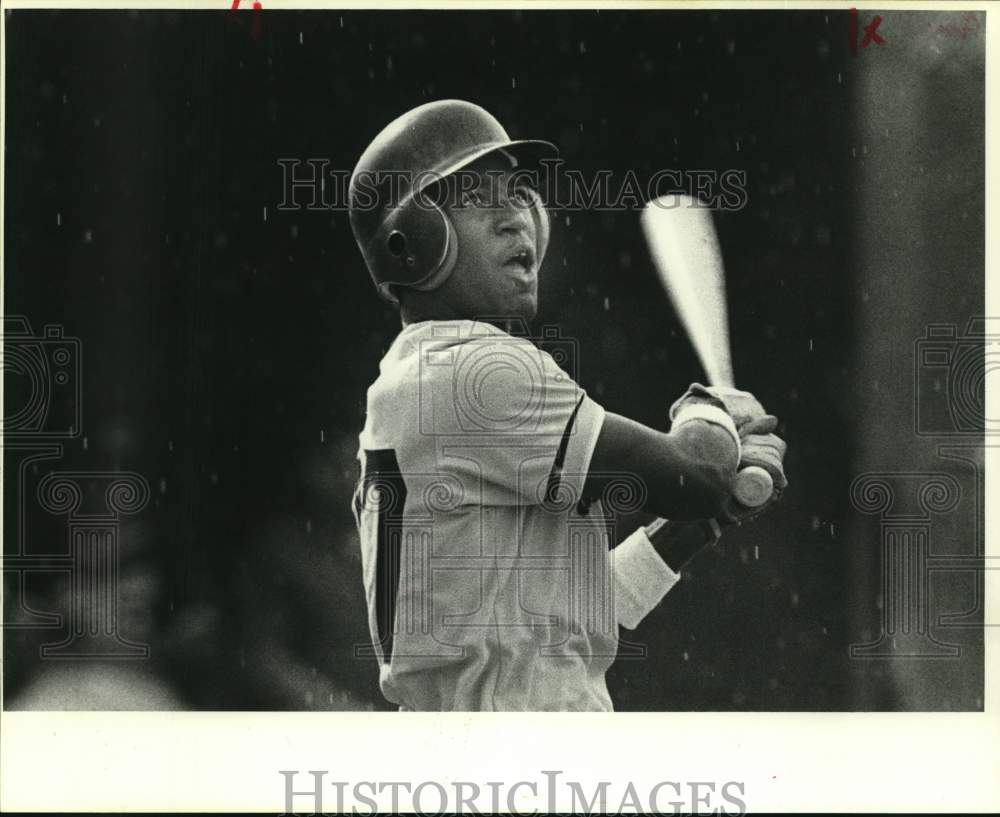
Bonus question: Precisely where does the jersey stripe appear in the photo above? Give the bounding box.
[544,393,586,505]
[361,448,407,665]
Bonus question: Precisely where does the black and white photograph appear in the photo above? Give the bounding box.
[1,1,995,813]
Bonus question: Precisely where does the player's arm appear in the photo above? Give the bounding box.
[598,384,789,629]
[584,382,787,521]
[604,419,789,630]
[584,411,739,521]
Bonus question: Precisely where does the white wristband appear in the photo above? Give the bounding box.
[613,527,681,630]
[671,403,741,459]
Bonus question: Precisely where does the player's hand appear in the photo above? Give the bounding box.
[739,415,787,498]
[669,382,768,433]
[722,418,789,524]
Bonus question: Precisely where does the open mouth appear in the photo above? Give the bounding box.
[504,247,536,274]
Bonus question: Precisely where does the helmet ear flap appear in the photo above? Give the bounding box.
[411,209,459,292]
[365,201,458,304]
[531,198,551,267]
[366,202,453,302]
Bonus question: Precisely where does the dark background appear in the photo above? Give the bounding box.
[3,9,984,710]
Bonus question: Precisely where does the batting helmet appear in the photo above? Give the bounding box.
[348,100,558,304]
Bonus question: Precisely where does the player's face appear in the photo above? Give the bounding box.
[440,154,541,321]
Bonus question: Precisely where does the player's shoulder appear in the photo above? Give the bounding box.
[420,319,570,384]
[387,319,548,376]
[368,319,580,416]
[365,320,493,404]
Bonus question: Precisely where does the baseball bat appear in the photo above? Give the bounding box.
[640,193,773,509]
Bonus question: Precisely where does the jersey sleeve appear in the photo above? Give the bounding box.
[422,334,605,507]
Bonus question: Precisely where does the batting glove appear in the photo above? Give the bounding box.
[723,417,789,524]
[669,382,769,434]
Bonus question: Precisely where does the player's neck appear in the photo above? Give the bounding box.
[398,294,524,335]
[399,295,461,326]
[400,310,519,336]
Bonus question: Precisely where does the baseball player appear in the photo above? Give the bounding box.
[348,100,787,711]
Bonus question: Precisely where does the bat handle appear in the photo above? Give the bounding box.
[732,465,773,508]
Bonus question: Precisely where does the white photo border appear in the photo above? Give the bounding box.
[0,0,997,813]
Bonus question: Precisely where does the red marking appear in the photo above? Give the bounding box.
[931,13,978,41]
[850,7,885,56]
[230,0,264,39]
[861,15,885,49]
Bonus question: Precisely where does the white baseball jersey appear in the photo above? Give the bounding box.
[353,319,679,711]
